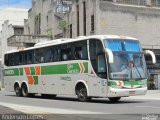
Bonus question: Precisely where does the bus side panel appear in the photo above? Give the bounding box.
[4,76,15,92]
[4,76,24,92]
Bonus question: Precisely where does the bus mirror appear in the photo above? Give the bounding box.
[105,48,114,63]
[144,50,156,64]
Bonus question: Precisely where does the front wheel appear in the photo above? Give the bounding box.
[108,97,121,102]
[77,87,89,102]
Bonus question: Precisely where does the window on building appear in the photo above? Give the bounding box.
[46,15,49,27]
[91,15,94,32]
[35,13,41,35]
[76,0,79,3]
[70,24,72,38]
[83,1,86,36]
[76,5,79,36]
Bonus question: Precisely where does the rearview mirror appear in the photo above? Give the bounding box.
[144,50,156,64]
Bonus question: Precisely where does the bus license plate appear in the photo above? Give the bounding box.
[129,91,135,94]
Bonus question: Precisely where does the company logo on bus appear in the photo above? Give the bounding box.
[5,70,14,75]
[67,64,79,74]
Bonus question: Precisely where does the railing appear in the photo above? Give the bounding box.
[142,44,160,50]
[7,35,50,48]
[105,0,160,7]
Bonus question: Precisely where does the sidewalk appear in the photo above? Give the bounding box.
[0,105,23,114]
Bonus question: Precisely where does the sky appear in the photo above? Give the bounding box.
[0,0,32,9]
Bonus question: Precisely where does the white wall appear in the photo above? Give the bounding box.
[0,7,28,64]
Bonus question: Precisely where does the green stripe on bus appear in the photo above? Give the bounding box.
[83,62,88,73]
[123,80,146,86]
[4,68,23,76]
[4,62,88,76]
[108,80,146,86]
[19,68,23,75]
[41,63,88,75]
[41,64,67,75]
[33,76,38,85]
[30,67,36,75]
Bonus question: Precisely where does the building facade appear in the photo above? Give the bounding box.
[0,8,28,63]
[24,0,72,39]
[67,0,160,89]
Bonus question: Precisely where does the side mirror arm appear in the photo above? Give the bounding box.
[144,50,156,64]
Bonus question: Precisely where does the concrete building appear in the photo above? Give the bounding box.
[24,0,72,39]
[0,8,28,31]
[67,0,160,89]
[0,8,28,63]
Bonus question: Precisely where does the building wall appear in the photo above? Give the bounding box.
[69,0,160,49]
[0,8,28,31]
[0,8,28,63]
[24,0,62,39]
[99,1,160,49]
[68,0,96,38]
[0,21,18,64]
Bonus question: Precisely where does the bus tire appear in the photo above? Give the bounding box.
[21,83,29,97]
[77,86,89,102]
[14,83,22,97]
[108,97,121,102]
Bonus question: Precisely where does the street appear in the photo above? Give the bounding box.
[0,90,160,120]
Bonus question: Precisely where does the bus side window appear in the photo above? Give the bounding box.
[14,53,23,65]
[51,48,58,62]
[44,48,52,63]
[74,47,82,60]
[73,40,88,60]
[35,49,44,63]
[9,54,14,66]
[57,48,61,61]
[61,44,71,61]
[25,50,34,64]
[5,54,9,66]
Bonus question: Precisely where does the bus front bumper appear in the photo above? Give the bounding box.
[107,86,147,97]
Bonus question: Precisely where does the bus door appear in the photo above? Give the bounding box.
[89,39,108,97]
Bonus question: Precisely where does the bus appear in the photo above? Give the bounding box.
[3,35,156,102]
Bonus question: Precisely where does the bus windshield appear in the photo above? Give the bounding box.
[104,39,147,80]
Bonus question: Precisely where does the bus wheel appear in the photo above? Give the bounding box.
[77,87,89,102]
[14,84,22,97]
[21,84,29,97]
[108,97,121,102]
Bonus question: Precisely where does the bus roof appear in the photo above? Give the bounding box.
[5,35,138,54]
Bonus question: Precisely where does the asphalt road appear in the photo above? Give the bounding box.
[0,90,160,120]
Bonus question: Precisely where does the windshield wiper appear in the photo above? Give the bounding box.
[132,61,142,79]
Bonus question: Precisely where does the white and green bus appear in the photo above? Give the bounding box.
[3,35,156,102]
